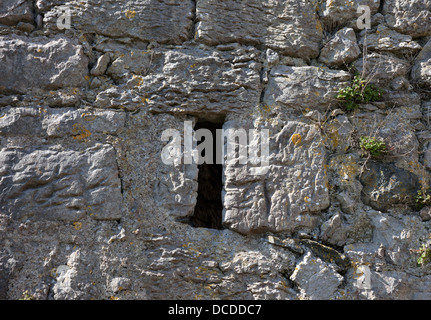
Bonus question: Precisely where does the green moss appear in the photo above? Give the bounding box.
[359,136,387,158]
[414,189,431,210]
[19,290,35,300]
[337,74,383,111]
[416,244,431,267]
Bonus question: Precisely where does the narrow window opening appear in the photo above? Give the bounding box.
[190,121,224,230]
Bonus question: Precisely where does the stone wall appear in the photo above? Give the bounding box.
[1,0,431,300]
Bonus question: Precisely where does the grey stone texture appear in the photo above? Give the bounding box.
[1,0,431,301]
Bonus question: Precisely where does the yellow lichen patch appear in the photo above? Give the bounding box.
[124,9,136,19]
[304,196,310,203]
[316,20,323,32]
[84,75,91,81]
[81,112,97,121]
[131,74,144,86]
[291,133,302,145]
[109,296,120,300]
[71,123,91,140]
[324,123,340,149]
[141,97,149,104]
[87,205,93,217]
[73,221,82,230]
[262,104,271,112]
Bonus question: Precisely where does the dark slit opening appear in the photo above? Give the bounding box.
[190,121,224,230]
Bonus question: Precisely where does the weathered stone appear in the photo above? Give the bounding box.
[16,21,35,33]
[102,46,261,116]
[320,212,349,246]
[412,38,431,88]
[40,0,194,44]
[223,120,330,235]
[420,207,431,221]
[109,277,131,293]
[360,161,419,212]
[90,53,110,76]
[346,212,429,272]
[195,0,323,59]
[317,0,380,29]
[290,252,343,300]
[353,52,411,88]
[0,143,123,221]
[0,106,125,139]
[1,0,431,302]
[360,24,422,55]
[0,35,88,94]
[319,27,361,67]
[383,0,431,37]
[263,66,350,111]
[0,0,33,26]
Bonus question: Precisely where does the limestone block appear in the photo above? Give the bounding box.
[195,0,323,59]
[319,27,361,67]
[0,35,88,94]
[263,65,350,111]
[383,0,431,37]
[39,0,194,44]
[223,120,330,235]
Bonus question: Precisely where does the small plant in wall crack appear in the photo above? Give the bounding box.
[336,73,384,111]
[414,189,431,211]
[411,244,431,267]
[359,136,387,158]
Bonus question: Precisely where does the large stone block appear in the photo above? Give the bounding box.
[195,0,323,59]
[0,106,125,139]
[360,161,419,212]
[0,35,88,94]
[263,65,350,111]
[39,0,194,44]
[0,107,125,222]
[223,120,330,235]
[0,143,123,221]
[383,0,431,37]
[359,24,422,55]
[98,46,261,116]
[318,27,361,67]
[317,0,380,29]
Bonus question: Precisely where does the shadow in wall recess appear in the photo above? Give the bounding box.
[190,120,224,230]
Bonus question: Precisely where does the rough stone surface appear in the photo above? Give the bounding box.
[0,35,89,94]
[319,27,361,67]
[1,0,431,301]
[223,120,330,235]
[39,0,194,44]
[383,0,431,37]
[263,66,350,111]
[412,38,431,88]
[360,161,419,212]
[195,0,323,59]
[0,0,33,26]
[360,24,423,55]
[290,251,343,300]
[317,0,381,29]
